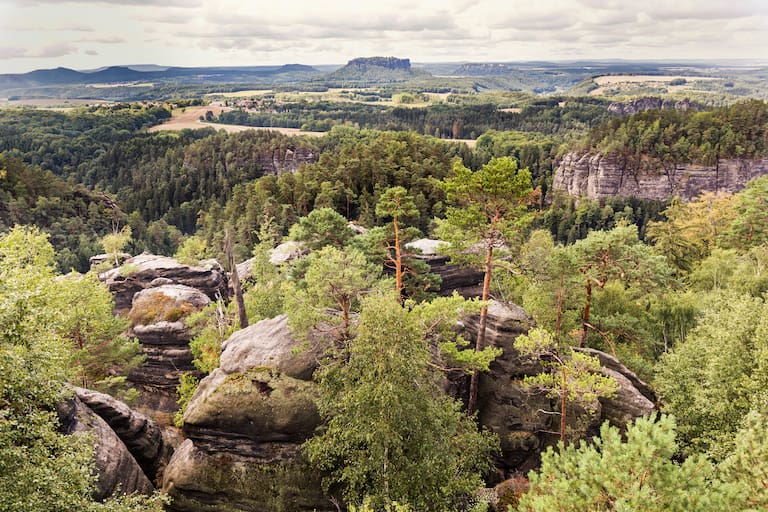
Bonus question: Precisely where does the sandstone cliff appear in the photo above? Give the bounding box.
[553,152,768,201]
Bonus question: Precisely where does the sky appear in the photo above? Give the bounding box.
[1,0,767,73]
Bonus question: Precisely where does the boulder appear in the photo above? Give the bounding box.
[219,314,325,380]
[163,440,328,512]
[269,241,307,265]
[162,316,329,511]
[74,387,174,483]
[460,302,550,472]
[407,239,484,297]
[575,347,656,428]
[89,252,132,270]
[100,253,228,313]
[57,394,154,499]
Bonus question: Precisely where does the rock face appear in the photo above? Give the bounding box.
[100,253,228,314]
[127,283,212,421]
[460,301,656,477]
[257,147,316,176]
[57,393,154,499]
[407,238,485,298]
[553,152,768,201]
[74,387,175,484]
[162,315,330,512]
[607,97,699,116]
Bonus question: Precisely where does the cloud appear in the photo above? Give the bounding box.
[85,49,98,55]
[16,0,201,7]
[0,42,79,59]
[76,36,126,44]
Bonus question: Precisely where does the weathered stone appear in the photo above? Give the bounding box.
[57,394,154,499]
[163,440,330,512]
[219,314,325,381]
[460,302,549,472]
[607,97,699,116]
[257,146,317,176]
[575,347,656,428]
[183,369,320,449]
[269,240,307,265]
[406,238,446,256]
[163,315,328,511]
[127,284,211,421]
[101,254,228,313]
[74,387,172,483]
[553,152,768,201]
[89,252,131,270]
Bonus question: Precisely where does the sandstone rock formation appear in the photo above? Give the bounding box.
[407,238,485,298]
[57,393,154,499]
[607,97,698,116]
[257,147,316,176]
[162,315,330,512]
[460,301,656,476]
[126,283,212,421]
[74,387,176,484]
[99,253,228,313]
[553,152,768,201]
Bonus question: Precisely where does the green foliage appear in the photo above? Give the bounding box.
[437,157,535,261]
[174,372,200,428]
[55,272,143,394]
[100,225,132,266]
[174,235,210,265]
[719,411,768,510]
[288,207,354,250]
[720,175,768,250]
[646,192,735,273]
[655,292,768,459]
[303,293,498,510]
[186,300,235,373]
[0,155,116,272]
[585,99,768,168]
[0,226,164,511]
[514,415,745,512]
[285,246,381,341]
[514,328,618,440]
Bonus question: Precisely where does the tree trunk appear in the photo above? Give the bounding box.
[580,278,592,348]
[560,365,568,443]
[225,229,248,329]
[393,217,403,298]
[468,242,493,415]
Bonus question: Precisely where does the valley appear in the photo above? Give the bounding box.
[2,48,768,512]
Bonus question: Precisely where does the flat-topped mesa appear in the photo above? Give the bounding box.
[553,152,768,201]
[346,56,411,70]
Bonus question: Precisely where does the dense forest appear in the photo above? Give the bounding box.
[214,96,615,138]
[2,94,768,511]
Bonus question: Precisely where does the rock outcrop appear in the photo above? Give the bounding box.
[607,97,699,116]
[407,238,485,298]
[100,254,228,314]
[257,147,316,175]
[460,301,656,477]
[57,393,154,499]
[553,152,768,201]
[127,283,212,421]
[74,387,176,484]
[162,315,330,512]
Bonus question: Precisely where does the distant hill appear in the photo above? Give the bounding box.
[0,64,322,92]
[323,56,430,85]
[452,63,516,76]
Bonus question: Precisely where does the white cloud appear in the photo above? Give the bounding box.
[0,0,766,73]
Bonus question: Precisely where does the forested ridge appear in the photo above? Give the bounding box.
[2,97,768,511]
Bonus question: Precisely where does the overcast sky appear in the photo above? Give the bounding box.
[1,0,767,73]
